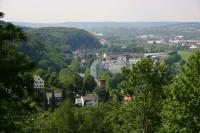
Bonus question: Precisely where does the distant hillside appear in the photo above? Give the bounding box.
[14,22,178,29]
[15,22,200,40]
[141,22,200,39]
[26,27,101,50]
[17,27,101,70]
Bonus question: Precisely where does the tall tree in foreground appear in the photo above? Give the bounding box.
[0,13,36,132]
[52,100,77,133]
[121,58,171,132]
[161,51,200,132]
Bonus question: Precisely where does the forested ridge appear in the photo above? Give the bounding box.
[25,27,101,50]
[16,27,101,70]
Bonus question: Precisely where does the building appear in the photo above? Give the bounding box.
[75,95,98,107]
[144,53,165,62]
[33,75,44,89]
[97,79,106,96]
[46,92,62,105]
[100,59,128,73]
[147,40,162,44]
[90,60,101,79]
[98,79,106,90]
[129,58,141,65]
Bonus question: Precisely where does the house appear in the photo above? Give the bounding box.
[75,94,98,107]
[33,75,44,89]
[46,92,62,105]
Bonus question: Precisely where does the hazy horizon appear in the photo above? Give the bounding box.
[1,0,200,23]
[12,20,200,24]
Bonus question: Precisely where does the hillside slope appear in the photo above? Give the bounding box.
[26,27,101,50]
[18,27,101,70]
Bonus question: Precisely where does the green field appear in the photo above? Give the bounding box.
[178,51,194,61]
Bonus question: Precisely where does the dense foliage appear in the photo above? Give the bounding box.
[2,13,200,132]
[17,27,101,70]
[0,17,38,132]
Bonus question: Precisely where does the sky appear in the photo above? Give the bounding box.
[1,0,200,23]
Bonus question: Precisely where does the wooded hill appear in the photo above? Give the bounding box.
[17,27,101,70]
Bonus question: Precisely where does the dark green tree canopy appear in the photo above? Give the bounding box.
[161,51,200,132]
[0,15,36,132]
[120,58,171,132]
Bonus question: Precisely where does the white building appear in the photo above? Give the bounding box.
[147,40,162,44]
[33,75,44,89]
[75,95,98,107]
[139,34,155,39]
[144,53,165,62]
[129,58,141,65]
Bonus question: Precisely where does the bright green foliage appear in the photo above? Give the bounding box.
[52,100,78,133]
[178,50,193,61]
[161,51,200,132]
[121,58,171,132]
[70,58,80,72]
[34,101,115,133]
[84,68,90,76]
[34,68,45,76]
[34,100,77,133]
[28,27,101,50]
[75,103,114,133]
[59,69,84,98]
[83,74,96,95]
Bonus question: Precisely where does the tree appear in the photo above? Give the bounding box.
[70,58,80,73]
[161,51,200,132]
[108,73,126,99]
[83,75,96,94]
[76,102,114,133]
[105,101,138,133]
[163,50,185,76]
[71,73,83,95]
[52,100,78,133]
[0,15,37,132]
[84,68,90,76]
[59,69,84,98]
[0,21,26,44]
[121,58,171,132]
[59,68,73,100]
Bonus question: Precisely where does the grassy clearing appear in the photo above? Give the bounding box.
[178,51,194,61]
